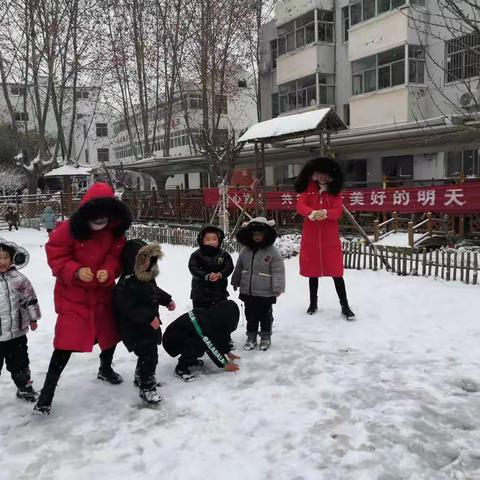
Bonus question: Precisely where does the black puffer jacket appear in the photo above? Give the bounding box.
[113,239,172,352]
[188,225,234,307]
[163,300,239,368]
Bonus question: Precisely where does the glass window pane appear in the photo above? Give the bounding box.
[306,23,315,43]
[417,61,425,83]
[287,32,295,52]
[391,60,405,86]
[296,10,314,27]
[318,22,326,42]
[378,46,405,65]
[297,89,307,108]
[296,28,305,48]
[392,0,406,7]
[325,24,334,43]
[464,151,475,176]
[327,86,335,104]
[352,54,376,74]
[351,3,362,25]
[288,92,296,110]
[278,37,286,55]
[280,95,288,113]
[278,21,294,36]
[298,75,316,89]
[319,85,327,104]
[446,152,462,177]
[409,45,425,59]
[377,0,391,14]
[353,74,363,95]
[363,0,375,20]
[365,69,377,92]
[318,10,334,22]
[408,60,417,83]
[307,85,317,106]
[378,65,391,89]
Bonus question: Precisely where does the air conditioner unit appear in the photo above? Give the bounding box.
[459,92,478,109]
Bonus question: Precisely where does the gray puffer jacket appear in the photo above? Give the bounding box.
[231,217,285,297]
[0,267,41,342]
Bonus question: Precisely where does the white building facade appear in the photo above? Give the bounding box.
[259,0,480,187]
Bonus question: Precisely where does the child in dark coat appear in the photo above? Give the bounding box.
[163,300,240,381]
[5,206,19,231]
[188,225,234,308]
[113,239,175,404]
[231,217,285,351]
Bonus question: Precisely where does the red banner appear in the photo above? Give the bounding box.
[203,182,480,214]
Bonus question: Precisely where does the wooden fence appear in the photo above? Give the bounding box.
[128,224,478,286]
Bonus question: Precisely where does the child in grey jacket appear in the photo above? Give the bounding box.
[231,217,285,351]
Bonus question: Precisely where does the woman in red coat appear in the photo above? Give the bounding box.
[35,183,133,414]
[295,157,355,321]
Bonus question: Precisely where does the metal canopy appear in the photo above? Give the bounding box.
[237,108,347,144]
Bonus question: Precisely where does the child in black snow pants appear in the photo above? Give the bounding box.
[231,217,285,351]
[188,224,234,309]
[163,300,240,381]
[113,239,176,404]
[0,240,41,401]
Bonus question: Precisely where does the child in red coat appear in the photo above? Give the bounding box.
[35,183,133,414]
[295,157,355,321]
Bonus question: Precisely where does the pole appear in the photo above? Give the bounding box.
[342,205,391,270]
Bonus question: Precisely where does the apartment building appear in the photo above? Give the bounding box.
[110,82,257,190]
[259,0,480,187]
[0,80,113,166]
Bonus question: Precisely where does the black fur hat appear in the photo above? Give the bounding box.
[236,217,277,249]
[294,157,344,195]
[70,183,133,240]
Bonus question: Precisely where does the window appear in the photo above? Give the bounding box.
[113,120,126,135]
[446,33,480,83]
[352,54,377,95]
[74,90,90,100]
[343,159,367,187]
[277,9,333,55]
[343,104,350,126]
[85,149,89,164]
[10,85,26,96]
[96,123,108,137]
[377,46,405,89]
[408,45,425,83]
[14,112,28,122]
[189,95,202,109]
[215,95,228,114]
[382,155,413,179]
[97,148,110,163]
[270,40,278,69]
[342,6,349,42]
[272,93,279,118]
[446,150,479,178]
[350,0,406,25]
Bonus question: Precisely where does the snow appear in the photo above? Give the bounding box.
[44,165,92,177]
[1,229,480,480]
[238,108,345,143]
[370,232,424,247]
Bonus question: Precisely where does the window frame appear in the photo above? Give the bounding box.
[14,111,29,122]
[96,123,109,137]
[97,148,110,163]
[445,33,480,84]
[349,0,407,27]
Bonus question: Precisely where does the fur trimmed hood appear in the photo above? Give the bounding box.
[197,224,225,248]
[0,238,29,269]
[70,183,133,240]
[294,157,344,195]
[121,239,163,282]
[236,217,277,249]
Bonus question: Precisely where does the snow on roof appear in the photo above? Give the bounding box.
[45,164,93,177]
[237,108,347,144]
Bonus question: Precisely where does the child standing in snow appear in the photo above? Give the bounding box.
[113,239,176,404]
[0,240,41,402]
[40,206,57,234]
[188,224,234,309]
[34,183,132,415]
[163,300,240,381]
[5,206,19,231]
[231,217,285,351]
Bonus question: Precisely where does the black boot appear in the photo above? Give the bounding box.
[341,304,356,321]
[34,375,59,415]
[134,365,161,388]
[13,369,38,402]
[307,295,318,315]
[98,347,123,384]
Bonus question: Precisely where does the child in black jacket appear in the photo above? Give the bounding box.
[188,225,234,308]
[163,300,240,381]
[113,239,175,404]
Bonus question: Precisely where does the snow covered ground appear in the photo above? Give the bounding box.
[369,232,423,247]
[1,229,480,480]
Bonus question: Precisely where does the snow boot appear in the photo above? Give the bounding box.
[174,365,196,382]
[307,295,318,315]
[139,386,163,404]
[97,359,123,385]
[187,359,204,368]
[341,304,356,321]
[243,333,258,351]
[16,384,38,402]
[33,403,51,415]
[259,332,271,351]
[133,367,161,388]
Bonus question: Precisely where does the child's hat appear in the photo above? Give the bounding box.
[0,238,29,269]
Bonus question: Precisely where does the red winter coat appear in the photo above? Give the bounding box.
[296,181,344,278]
[45,183,131,352]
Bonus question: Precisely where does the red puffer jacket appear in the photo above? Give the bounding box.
[45,183,132,352]
[296,180,344,278]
